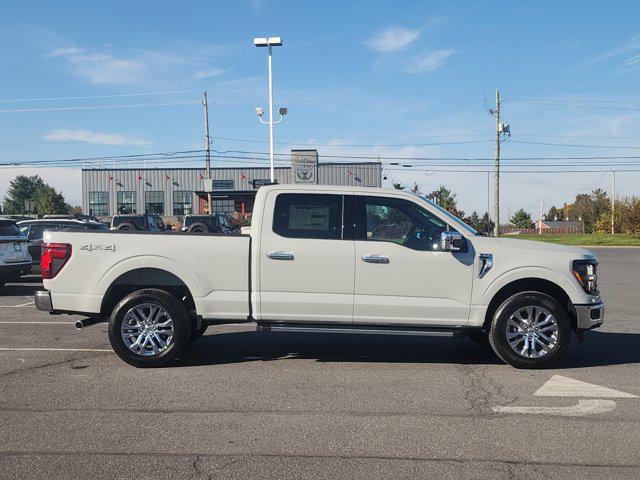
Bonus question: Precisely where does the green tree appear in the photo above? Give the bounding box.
[1,175,69,216]
[428,185,458,215]
[546,205,564,221]
[478,212,495,235]
[571,189,610,234]
[510,209,533,229]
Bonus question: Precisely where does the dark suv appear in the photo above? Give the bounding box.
[181,214,237,234]
[18,217,109,267]
[110,214,166,231]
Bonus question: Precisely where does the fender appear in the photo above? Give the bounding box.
[97,255,204,299]
[477,265,583,306]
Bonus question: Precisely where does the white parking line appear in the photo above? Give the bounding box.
[0,348,112,352]
[0,302,35,308]
[0,321,76,325]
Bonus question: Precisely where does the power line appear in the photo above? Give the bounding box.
[0,90,200,103]
[0,100,200,113]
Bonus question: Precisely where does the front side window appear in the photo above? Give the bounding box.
[355,196,452,251]
[273,193,342,240]
[173,191,193,215]
[116,191,136,214]
[89,191,109,217]
[145,191,164,215]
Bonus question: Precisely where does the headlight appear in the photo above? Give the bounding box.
[572,259,599,295]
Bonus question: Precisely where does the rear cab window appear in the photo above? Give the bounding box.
[273,193,343,240]
[0,221,23,237]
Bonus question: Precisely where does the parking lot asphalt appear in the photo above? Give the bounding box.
[1,247,639,479]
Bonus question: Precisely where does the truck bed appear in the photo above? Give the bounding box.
[42,230,251,320]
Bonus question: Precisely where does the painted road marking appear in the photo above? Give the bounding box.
[535,375,638,398]
[494,399,618,417]
[0,321,76,325]
[493,376,637,417]
[0,348,112,352]
[0,302,35,308]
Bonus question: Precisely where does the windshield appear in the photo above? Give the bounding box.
[412,193,477,235]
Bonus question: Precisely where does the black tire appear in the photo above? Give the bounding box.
[488,291,571,369]
[190,323,208,343]
[116,222,135,231]
[108,288,193,368]
[188,222,210,234]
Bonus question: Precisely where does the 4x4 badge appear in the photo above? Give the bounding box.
[81,244,116,252]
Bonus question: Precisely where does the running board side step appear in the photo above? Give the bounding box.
[257,323,465,337]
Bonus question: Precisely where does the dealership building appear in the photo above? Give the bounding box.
[81,149,382,219]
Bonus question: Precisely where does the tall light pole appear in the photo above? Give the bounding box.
[254,36,287,182]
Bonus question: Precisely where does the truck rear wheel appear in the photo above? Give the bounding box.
[116,222,135,231]
[488,291,571,369]
[108,289,192,367]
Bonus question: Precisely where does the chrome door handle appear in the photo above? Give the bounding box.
[267,251,295,261]
[362,255,390,264]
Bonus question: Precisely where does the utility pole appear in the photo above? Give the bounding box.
[493,89,500,237]
[538,196,545,235]
[611,169,616,234]
[487,171,490,235]
[203,91,212,213]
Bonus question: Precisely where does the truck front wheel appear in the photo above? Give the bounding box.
[108,289,193,367]
[488,291,571,369]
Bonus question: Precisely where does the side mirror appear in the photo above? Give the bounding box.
[440,231,464,252]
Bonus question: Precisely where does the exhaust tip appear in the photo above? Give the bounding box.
[75,320,84,330]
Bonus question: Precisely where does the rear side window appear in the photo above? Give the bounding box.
[0,221,22,237]
[273,193,342,240]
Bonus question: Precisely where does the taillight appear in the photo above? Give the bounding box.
[41,243,72,279]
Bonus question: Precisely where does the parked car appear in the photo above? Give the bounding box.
[0,218,31,286]
[36,185,604,369]
[18,217,109,268]
[110,214,166,231]
[181,214,238,234]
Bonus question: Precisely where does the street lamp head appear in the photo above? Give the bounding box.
[255,107,264,116]
[253,36,283,47]
[278,107,287,116]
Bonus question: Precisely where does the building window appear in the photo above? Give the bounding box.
[273,193,342,240]
[89,191,109,217]
[213,179,234,190]
[145,191,164,215]
[116,191,136,214]
[173,191,192,215]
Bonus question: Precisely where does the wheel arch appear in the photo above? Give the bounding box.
[482,277,576,331]
[100,267,196,318]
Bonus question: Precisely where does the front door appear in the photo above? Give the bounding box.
[353,194,474,326]
[259,191,355,323]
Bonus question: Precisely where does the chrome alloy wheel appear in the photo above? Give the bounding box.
[505,305,559,359]
[121,303,174,356]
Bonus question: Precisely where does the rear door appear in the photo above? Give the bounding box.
[258,191,355,323]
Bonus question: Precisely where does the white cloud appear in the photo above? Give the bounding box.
[45,42,228,86]
[571,33,640,71]
[44,129,152,147]
[365,27,421,52]
[404,49,456,73]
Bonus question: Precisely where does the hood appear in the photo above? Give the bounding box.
[471,235,597,261]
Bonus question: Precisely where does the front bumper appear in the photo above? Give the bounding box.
[574,301,604,331]
[35,290,53,312]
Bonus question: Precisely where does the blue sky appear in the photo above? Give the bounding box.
[1,0,640,220]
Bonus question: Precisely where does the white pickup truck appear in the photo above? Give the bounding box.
[35,184,604,368]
